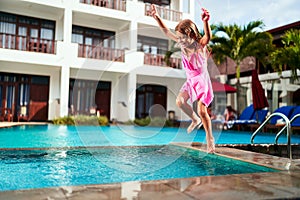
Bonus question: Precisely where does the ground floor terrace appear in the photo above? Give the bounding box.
[0,63,188,123]
[0,58,234,124]
[1,57,299,124]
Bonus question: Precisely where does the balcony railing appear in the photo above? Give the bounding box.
[78,44,125,62]
[144,53,181,69]
[80,0,126,11]
[0,33,56,54]
[145,3,182,22]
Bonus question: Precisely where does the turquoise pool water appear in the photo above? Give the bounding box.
[0,124,292,191]
[0,145,277,191]
[0,125,299,148]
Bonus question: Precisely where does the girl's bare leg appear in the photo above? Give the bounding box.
[176,91,201,133]
[198,102,215,153]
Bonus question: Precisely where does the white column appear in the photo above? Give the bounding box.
[60,66,70,117]
[179,0,183,12]
[272,83,278,111]
[59,1,73,117]
[129,20,138,51]
[63,5,73,44]
[48,70,61,120]
[190,0,195,18]
[127,71,137,120]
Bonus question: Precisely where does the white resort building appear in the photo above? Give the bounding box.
[0,0,198,122]
[0,0,298,123]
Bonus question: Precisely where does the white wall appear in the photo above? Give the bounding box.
[0,0,190,122]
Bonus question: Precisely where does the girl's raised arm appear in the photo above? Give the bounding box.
[150,4,178,42]
[199,8,212,46]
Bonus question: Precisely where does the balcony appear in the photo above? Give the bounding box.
[0,33,56,54]
[144,53,181,69]
[78,44,125,62]
[80,0,126,12]
[145,3,182,22]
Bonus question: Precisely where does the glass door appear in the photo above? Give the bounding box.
[18,26,27,50]
[1,75,17,120]
[85,37,93,57]
[29,28,39,52]
[40,27,53,53]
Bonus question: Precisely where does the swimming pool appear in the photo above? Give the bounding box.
[0,145,278,191]
[0,124,299,148]
[0,124,294,192]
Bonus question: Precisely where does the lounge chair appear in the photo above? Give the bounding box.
[226,104,269,131]
[290,106,300,132]
[0,108,13,122]
[254,109,269,123]
[248,109,269,131]
[226,104,256,130]
[264,106,296,133]
[17,106,29,122]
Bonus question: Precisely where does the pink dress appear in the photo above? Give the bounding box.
[179,46,214,107]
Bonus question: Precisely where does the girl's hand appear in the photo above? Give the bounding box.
[201,8,210,22]
[149,4,159,18]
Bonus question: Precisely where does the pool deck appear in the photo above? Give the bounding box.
[1,123,300,199]
[0,122,49,129]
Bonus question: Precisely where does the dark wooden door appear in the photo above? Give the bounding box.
[135,84,167,118]
[95,88,111,119]
[29,83,49,121]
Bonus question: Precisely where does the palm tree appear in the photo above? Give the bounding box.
[164,41,181,67]
[210,20,274,114]
[270,29,300,80]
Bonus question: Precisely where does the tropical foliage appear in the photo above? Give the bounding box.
[210,20,274,113]
[210,20,274,80]
[164,41,181,67]
[52,115,109,126]
[270,29,300,80]
[124,117,176,127]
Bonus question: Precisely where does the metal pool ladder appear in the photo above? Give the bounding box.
[250,112,292,160]
[274,113,300,144]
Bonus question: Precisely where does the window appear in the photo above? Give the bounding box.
[0,12,55,52]
[0,12,55,39]
[72,25,115,47]
[0,73,49,120]
[135,84,167,118]
[69,79,111,117]
[138,35,168,55]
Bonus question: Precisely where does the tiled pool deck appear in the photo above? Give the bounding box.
[1,122,300,199]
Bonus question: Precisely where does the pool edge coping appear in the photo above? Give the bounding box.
[172,142,300,171]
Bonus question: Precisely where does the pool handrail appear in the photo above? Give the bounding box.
[290,113,300,127]
[274,124,288,144]
[250,112,292,160]
[274,113,300,144]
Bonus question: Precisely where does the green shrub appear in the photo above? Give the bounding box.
[52,115,109,126]
[98,116,109,126]
[123,120,135,125]
[148,117,166,127]
[133,117,177,127]
[52,116,75,125]
[74,115,99,125]
[134,117,151,126]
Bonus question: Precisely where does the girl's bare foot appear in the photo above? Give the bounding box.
[187,119,201,134]
[207,138,215,153]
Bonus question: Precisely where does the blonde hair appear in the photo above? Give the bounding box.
[175,19,202,42]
